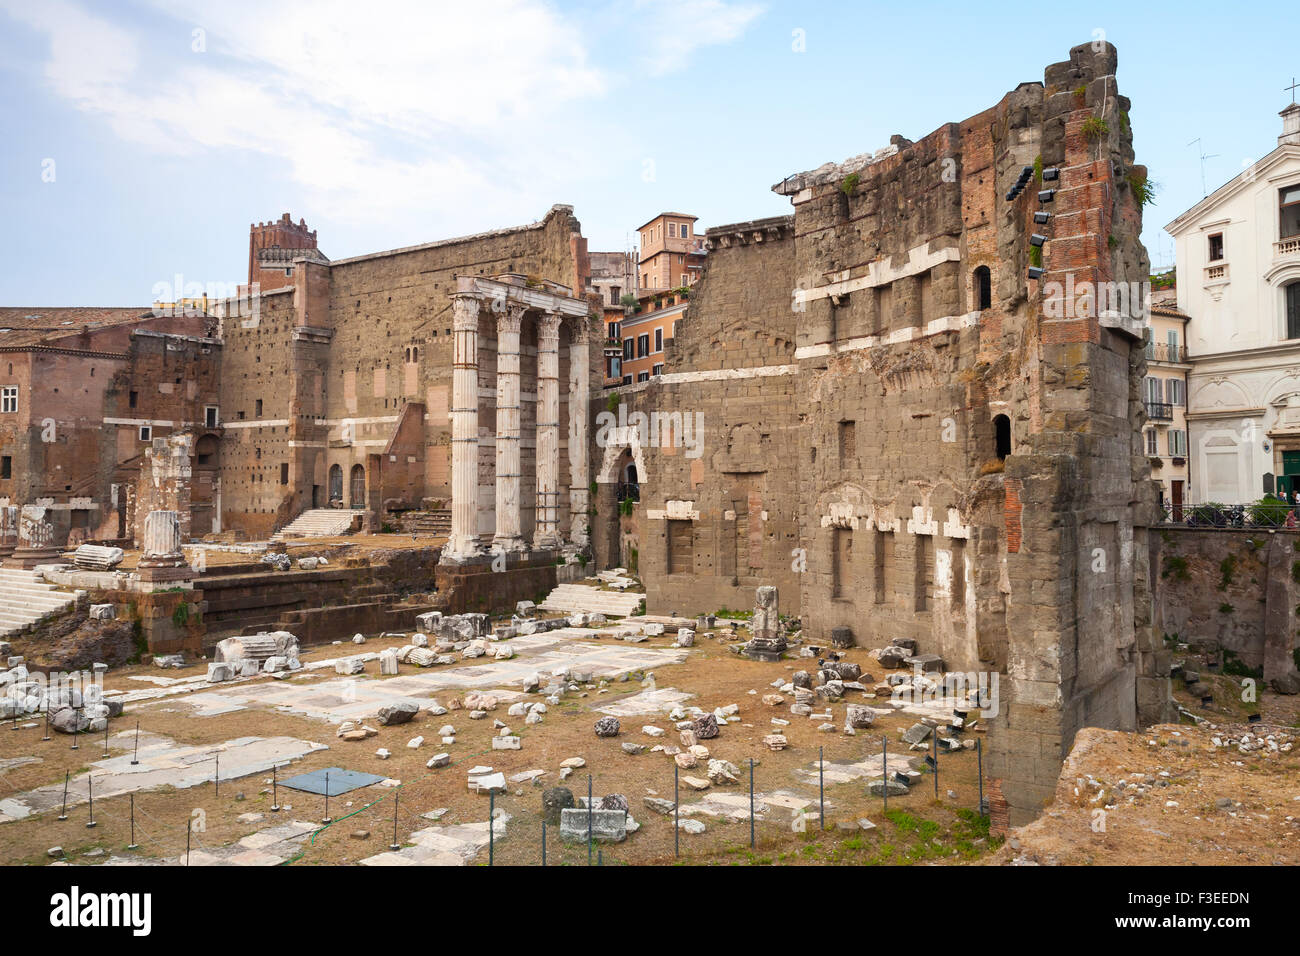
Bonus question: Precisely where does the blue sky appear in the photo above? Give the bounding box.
[0,0,1296,305]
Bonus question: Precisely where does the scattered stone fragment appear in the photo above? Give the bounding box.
[594,716,621,738]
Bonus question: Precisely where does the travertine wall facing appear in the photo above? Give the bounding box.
[609,42,1168,826]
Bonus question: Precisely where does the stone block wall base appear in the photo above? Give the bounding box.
[4,548,62,569]
[435,552,559,615]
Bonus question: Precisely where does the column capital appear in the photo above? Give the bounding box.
[537,310,563,340]
[495,301,527,335]
[451,293,482,331]
[566,314,591,344]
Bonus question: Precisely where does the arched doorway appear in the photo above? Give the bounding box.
[328,464,343,504]
[349,464,365,509]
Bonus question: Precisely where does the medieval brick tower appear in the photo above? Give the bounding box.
[247,213,327,292]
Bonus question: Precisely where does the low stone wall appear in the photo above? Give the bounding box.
[1156,527,1298,680]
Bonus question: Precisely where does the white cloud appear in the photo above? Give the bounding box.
[2,0,763,229]
[631,0,765,76]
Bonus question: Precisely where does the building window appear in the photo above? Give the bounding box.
[637,371,649,382]
[1,456,10,479]
[1281,185,1300,240]
[128,390,138,409]
[667,222,676,238]
[1287,282,1300,340]
[0,386,15,414]
[994,414,1012,460]
[205,405,219,427]
[255,399,263,417]
[652,363,663,376]
[637,334,649,358]
[610,357,621,379]
[139,426,152,442]
[1145,429,1158,455]
[654,328,663,352]
[622,375,632,386]
[974,266,992,310]
[839,420,856,464]
[280,462,289,485]
[1167,378,1184,406]
[623,338,634,361]
[1169,429,1187,457]
[1208,233,1224,261]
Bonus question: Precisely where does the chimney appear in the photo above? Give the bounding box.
[1281,103,1300,147]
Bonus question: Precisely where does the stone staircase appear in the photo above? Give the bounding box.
[271,509,360,541]
[0,569,82,639]
[408,510,452,536]
[539,583,645,618]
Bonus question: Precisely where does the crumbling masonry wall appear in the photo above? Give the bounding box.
[615,42,1169,826]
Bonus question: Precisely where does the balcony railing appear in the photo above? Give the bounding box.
[1145,401,1174,421]
[1275,236,1300,258]
[1145,342,1187,363]
[1158,498,1295,529]
[1204,262,1228,282]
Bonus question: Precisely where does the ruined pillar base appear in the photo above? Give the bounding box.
[4,547,62,570]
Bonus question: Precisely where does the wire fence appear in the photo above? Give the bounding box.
[0,710,995,867]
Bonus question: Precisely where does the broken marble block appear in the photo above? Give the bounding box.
[88,603,116,621]
[206,662,235,683]
[335,657,366,676]
[377,701,419,726]
[845,704,875,729]
[379,649,399,675]
[594,716,621,738]
[559,807,627,843]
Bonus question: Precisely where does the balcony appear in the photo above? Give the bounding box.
[1145,401,1174,422]
[1203,262,1229,283]
[1145,342,1188,363]
[1275,236,1300,258]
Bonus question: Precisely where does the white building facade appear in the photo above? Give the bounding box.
[1165,103,1300,504]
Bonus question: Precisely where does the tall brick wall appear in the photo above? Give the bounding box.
[217,205,591,540]
[612,42,1167,826]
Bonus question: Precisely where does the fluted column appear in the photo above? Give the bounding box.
[0,506,17,561]
[567,318,591,548]
[5,504,60,569]
[534,311,562,549]
[446,293,483,559]
[492,304,527,552]
[136,509,193,586]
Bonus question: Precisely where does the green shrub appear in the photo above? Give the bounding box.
[1081,116,1109,141]
[1247,496,1290,527]
[1161,555,1189,581]
[840,172,860,195]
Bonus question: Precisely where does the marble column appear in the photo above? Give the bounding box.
[492,303,527,552]
[446,293,483,560]
[139,510,184,566]
[136,510,193,586]
[0,505,17,561]
[6,504,61,569]
[567,318,591,548]
[534,311,562,549]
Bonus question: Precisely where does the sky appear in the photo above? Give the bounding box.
[0,0,1297,305]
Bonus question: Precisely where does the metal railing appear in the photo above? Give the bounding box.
[1158,498,1296,529]
[616,481,640,503]
[1145,342,1187,363]
[1144,401,1174,421]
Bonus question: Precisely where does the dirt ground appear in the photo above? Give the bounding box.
[0,628,998,867]
[6,618,1295,866]
[990,668,1300,866]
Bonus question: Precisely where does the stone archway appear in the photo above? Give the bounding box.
[594,426,649,572]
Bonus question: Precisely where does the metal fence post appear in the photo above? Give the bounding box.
[749,757,755,849]
[819,746,825,830]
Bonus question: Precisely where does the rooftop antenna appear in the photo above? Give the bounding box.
[1187,137,1219,198]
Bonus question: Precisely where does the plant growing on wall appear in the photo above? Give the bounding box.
[840,172,860,195]
[1127,170,1157,208]
[1081,116,1109,141]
